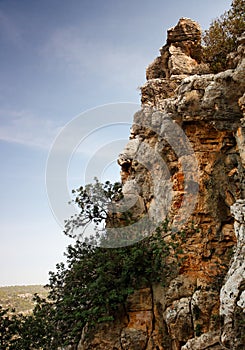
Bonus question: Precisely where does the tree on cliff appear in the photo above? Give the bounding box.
[0,180,180,349]
[203,0,245,72]
[43,180,179,347]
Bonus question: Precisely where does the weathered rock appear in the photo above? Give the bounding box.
[164,297,193,347]
[145,18,209,82]
[220,200,245,350]
[78,19,245,350]
[120,288,154,349]
[237,93,245,168]
[141,78,181,106]
[181,331,222,350]
[126,288,152,311]
[167,18,201,45]
[121,328,148,350]
[77,313,128,350]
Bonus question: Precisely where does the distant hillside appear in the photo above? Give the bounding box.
[0,285,48,314]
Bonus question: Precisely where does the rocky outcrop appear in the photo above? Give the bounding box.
[145,18,208,80]
[142,18,209,107]
[78,19,245,349]
[220,200,245,349]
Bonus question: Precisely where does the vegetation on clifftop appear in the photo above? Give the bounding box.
[202,0,245,72]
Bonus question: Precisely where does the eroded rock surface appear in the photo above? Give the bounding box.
[78,18,245,350]
[220,200,245,349]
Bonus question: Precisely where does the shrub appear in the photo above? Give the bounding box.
[202,0,245,72]
[45,219,180,346]
[0,180,182,349]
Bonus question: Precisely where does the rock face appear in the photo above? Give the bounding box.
[145,18,207,80]
[78,19,245,350]
[220,200,245,349]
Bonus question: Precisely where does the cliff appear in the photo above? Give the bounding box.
[78,19,245,350]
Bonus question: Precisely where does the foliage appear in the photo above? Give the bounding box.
[0,306,19,350]
[195,323,202,337]
[0,180,182,349]
[202,0,245,72]
[64,178,123,242]
[0,225,180,349]
[0,300,58,350]
[45,220,180,346]
[64,178,154,247]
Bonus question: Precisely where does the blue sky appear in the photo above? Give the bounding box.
[0,0,232,285]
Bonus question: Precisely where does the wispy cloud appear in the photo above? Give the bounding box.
[40,26,150,87]
[0,109,61,149]
[0,108,129,154]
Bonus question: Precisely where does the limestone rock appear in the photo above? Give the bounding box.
[168,44,199,75]
[146,18,209,82]
[167,18,201,45]
[78,18,245,350]
[77,315,128,350]
[164,297,193,346]
[121,328,148,350]
[237,93,245,168]
[220,200,245,350]
[126,288,152,311]
[181,331,222,350]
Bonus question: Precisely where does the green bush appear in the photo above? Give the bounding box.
[45,219,180,347]
[0,180,182,349]
[203,0,245,72]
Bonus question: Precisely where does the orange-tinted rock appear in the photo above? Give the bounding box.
[78,19,245,350]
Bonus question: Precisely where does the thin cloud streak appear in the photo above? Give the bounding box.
[0,108,129,154]
[40,26,151,87]
[0,109,62,149]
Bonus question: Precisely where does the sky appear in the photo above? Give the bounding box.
[0,0,232,286]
